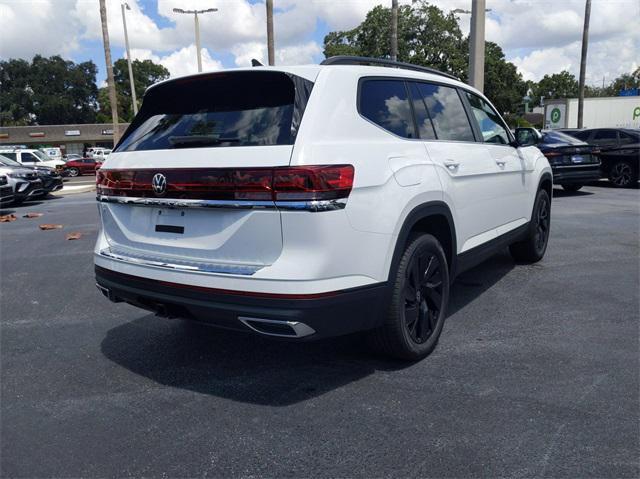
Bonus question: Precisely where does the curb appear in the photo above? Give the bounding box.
[51,185,96,196]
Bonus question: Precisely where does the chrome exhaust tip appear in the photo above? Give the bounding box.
[238,317,316,338]
[95,283,122,303]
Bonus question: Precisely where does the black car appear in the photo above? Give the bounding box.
[0,175,14,206]
[517,129,601,192]
[0,154,63,195]
[563,128,639,188]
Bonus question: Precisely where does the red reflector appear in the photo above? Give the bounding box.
[96,165,355,203]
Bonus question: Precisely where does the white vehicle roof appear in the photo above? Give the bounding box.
[145,62,479,97]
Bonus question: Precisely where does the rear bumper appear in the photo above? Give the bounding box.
[95,265,388,340]
[552,166,601,185]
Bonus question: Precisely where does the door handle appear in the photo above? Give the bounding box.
[495,160,506,167]
[444,160,460,170]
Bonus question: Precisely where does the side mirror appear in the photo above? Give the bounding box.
[514,127,542,147]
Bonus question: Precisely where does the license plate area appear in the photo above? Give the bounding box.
[571,155,587,164]
[155,208,185,234]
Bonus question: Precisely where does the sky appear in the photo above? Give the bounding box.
[0,0,637,88]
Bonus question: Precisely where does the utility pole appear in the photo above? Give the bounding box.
[266,0,275,65]
[99,0,120,144]
[173,8,218,73]
[121,2,137,115]
[390,0,398,62]
[468,0,486,92]
[577,0,591,128]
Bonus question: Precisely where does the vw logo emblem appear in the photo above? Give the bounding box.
[151,173,167,196]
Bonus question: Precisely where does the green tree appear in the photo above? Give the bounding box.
[323,1,525,113]
[530,71,579,107]
[97,59,169,122]
[0,55,98,125]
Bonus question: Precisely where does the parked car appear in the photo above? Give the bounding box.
[63,157,103,177]
[64,154,83,161]
[0,175,14,206]
[563,128,639,188]
[0,164,44,204]
[95,57,553,361]
[41,147,63,161]
[516,129,601,192]
[0,148,66,170]
[86,147,111,160]
[0,155,63,194]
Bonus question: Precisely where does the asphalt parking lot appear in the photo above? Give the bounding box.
[1,184,638,478]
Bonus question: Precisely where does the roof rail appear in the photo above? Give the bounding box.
[320,56,459,81]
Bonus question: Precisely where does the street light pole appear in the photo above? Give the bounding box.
[266,0,275,65]
[99,0,120,144]
[121,2,137,115]
[469,0,486,92]
[173,7,218,73]
[390,0,398,62]
[577,0,591,129]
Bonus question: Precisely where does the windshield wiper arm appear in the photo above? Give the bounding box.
[168,135,241,147]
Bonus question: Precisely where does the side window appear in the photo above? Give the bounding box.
[415,83,475,142]
[2,153,17,161]
[618,132,636,145]
[408,82,436,140]
[21,153,37,163]
[464,92,510,144]
[592,130,617,146]
[359,79,416,139]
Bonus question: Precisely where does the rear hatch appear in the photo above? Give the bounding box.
[98,70,315,275]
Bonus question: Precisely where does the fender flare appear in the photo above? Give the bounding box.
[387,201,458,283]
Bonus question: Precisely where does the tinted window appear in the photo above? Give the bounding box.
[117,71,312,152]
[415,83,475,142]
[21,153,37,162]
[360,80,416,139]
[592,130,617,145]
[573,130,590,141]
[2,153,17,161]
[619,131,638,144]
[408,82,436,140]
[541,131,587,145]
[464,92,510,144]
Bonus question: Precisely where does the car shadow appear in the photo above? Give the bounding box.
[552,187,594,198]
[100,252,516,406]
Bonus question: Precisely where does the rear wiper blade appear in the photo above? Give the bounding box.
[168,135,241,147]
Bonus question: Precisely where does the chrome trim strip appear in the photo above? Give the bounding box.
[99,247,262,276]
[238,317,316,338]
[97,195,347,212]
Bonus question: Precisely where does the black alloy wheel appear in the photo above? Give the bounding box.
[609,161,636,188]
[534,192,550,256]
[403,252,444,344]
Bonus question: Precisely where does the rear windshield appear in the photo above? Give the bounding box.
[116,71,313,152]
[541,130,586,145]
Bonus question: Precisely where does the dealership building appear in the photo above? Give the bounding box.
[0,123,130,156]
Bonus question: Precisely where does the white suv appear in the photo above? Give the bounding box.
[95,57,552,360]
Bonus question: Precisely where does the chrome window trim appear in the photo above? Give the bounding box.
[97,195,346,212]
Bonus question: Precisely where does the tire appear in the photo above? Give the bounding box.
[561,184,582,192]
[67,167,80,177]
[608,160,638,188]
[368,234,450,361]
[509,188,551,263]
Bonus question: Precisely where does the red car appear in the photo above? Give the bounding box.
[63,158,103,177]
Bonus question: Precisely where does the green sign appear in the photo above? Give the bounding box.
[633,106,640,120]
[551,107,562,123]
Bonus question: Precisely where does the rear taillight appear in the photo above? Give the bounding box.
[273,165,354,201]
[96,165,355,203]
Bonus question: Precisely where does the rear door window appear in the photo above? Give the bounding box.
[116,71,313,152]
[414,83,475,142]
[591,129,617,146]
[359,79,416,139]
